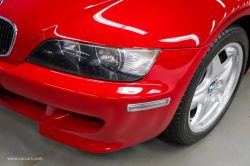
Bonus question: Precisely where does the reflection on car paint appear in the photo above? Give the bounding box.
[85,0,112,9]
[159,34,200,46]
[93,0,147,35]
[117,87,143,95]
[216,0,226,8]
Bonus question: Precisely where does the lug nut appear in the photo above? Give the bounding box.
[216,81,223,88]
[210,93,215,102]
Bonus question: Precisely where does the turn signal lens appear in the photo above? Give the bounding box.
[127,98,171,112]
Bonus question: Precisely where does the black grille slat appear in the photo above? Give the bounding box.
[4,23,13,54]
[4,23,10,51]
[5,25,13,53]
[2,21,8,54]
[0,17,16,56]
[0,19,5,52]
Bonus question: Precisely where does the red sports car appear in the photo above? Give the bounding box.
[0,0,250,152]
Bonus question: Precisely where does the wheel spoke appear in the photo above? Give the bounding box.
[193,97,218,124]
[221,56,233,71]
[217,58,234,95]
[191,98,216,126]
[211,55,224,79]
[190,103,203,125]
[191,89,207,105]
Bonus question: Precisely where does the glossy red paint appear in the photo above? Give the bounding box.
[0,0,250,64]
[0,0,250,152]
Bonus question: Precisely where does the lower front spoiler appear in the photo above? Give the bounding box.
[0,88,118,152]
[0,85,171,153]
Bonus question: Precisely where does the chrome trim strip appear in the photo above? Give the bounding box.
[0,0,3,5]
[0,16,17,57]
[127,98,171,112]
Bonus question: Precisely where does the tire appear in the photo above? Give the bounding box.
[163,24,249,144]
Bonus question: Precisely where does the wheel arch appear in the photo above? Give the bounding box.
[205,11,250,72]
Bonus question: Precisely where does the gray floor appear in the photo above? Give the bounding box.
[1,74,250,166]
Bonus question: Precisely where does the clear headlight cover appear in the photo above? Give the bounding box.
[27,39,161,82]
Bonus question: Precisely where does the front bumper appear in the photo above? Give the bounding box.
[0,45,210,152]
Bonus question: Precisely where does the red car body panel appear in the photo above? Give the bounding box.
[0,0,249,152]
[0,45,211,152]
[0,0,249,64]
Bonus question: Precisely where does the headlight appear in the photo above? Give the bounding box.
[27,39,160,82]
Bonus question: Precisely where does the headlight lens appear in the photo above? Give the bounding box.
[27,39,160,82]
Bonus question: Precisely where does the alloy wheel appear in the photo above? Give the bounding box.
[188,42,243,133]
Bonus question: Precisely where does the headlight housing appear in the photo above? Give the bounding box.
[27,39,160,82]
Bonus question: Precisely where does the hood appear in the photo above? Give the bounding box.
[0,0,249,64]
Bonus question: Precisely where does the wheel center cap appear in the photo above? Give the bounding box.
[209,82,216,92]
